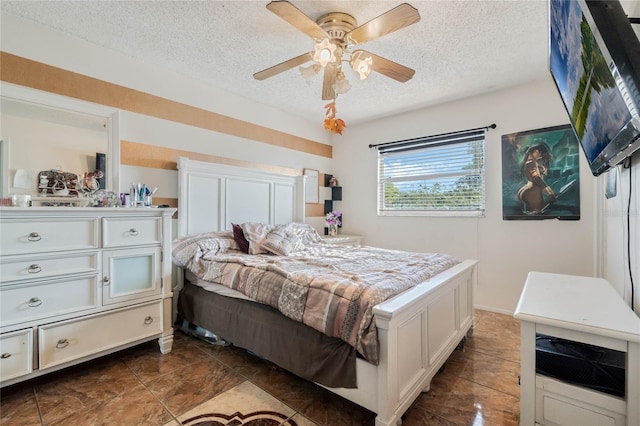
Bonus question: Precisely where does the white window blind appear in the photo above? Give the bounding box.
[374,126,492,217]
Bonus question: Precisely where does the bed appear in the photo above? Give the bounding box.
[174,157,477,426]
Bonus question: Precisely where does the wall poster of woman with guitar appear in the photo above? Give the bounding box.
[501,124,581,220]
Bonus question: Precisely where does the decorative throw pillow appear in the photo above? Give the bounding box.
[172,231,238,267]
[231,223,250,254]
[239,222,274,254]
[289,222,322,246]
[262,224,303,256]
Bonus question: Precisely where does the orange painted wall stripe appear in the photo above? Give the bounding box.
[0,52,332,159]
[121,140,325,217]
[120,140,300,176]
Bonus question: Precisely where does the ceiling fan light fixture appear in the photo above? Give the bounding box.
[313,38,337,67]
[299,63,320,83]
[334,70,351,95]
[350,50,373,80]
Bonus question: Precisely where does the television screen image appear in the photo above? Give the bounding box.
[549,0,640,176]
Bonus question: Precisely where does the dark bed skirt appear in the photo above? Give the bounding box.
[178,282,358,388]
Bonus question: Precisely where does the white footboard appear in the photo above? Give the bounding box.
[324,259,477,426]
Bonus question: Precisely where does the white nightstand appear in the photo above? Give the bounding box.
[321,234,363,247]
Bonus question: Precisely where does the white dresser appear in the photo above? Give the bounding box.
[0,207,176,387]
[514,272,640,426]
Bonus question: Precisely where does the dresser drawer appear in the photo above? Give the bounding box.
[0,252,99,284]
[39,301,163,369]
[0,329,33,382]
[0,218,99,255]
[102,217,161,248]
[0,276,99,327]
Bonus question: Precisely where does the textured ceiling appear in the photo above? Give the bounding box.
[1,0,554,125]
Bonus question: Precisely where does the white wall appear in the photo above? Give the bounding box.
[604,155,640,316]
[333,78,597,314]
[0,13,329,145]
[1,12,333,204]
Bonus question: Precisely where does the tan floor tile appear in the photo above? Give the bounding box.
[289,413,321,426]
[302,387,376,426]
[145,355,245,417]
[121,338,218,384]
[415,372,520,426]
[0,383,41,426]
[47,383,173,426]
[0,313,524,426]
[466,311,520,363]
[35,357,140,425]
[441,348,521,398]
[402,405,461,426]
[177,380,309,425]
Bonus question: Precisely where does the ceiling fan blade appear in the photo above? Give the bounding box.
[322,64,338,100]
[253,52,313,80]
[346,3,420,45]
[360,50,415,83]
[266,1,329,40]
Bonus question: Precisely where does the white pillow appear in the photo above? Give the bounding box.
[289,222,322,246]
[262,224,303,256]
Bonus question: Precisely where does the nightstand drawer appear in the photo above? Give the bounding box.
[0,276,99,326]
[0,218,99,255]
[0,252,99,284]
[39,301,163,369]
[102,217,161,248]
[0,329,33,382]
[321,235,363,246]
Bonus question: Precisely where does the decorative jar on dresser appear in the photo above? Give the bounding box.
[0,206,176,387]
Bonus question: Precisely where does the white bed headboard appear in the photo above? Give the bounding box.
[177,157,306,237]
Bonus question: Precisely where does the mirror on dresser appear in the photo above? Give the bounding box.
[0,83,119,201]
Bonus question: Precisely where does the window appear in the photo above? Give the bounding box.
[374,128,488,217]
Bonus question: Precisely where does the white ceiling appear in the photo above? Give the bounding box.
[0,0,626,126]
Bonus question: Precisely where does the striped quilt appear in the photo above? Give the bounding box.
[173,234,459,365]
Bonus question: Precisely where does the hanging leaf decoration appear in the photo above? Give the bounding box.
[323,101,346,135]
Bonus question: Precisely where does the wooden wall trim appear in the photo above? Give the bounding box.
[305,203,325,217]
[0,52,332,159]
[120,140,300,176]
[121,140,329,217]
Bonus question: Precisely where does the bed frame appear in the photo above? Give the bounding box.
[176,157,477,426]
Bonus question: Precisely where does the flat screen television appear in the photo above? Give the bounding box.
[549,0,640,176]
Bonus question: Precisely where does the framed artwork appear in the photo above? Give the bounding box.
[502,124,580,220]
[303,168,319,204]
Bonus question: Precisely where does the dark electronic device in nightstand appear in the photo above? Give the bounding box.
[535,334,626,397]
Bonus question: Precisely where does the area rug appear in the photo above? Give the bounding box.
[168,381,317,426]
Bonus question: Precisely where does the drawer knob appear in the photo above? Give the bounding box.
[28,297,43,307]
[55,339,69,349]
[103,276,110,286]
[0,353,11,359]
[27,232,42,242]
[28,264,42,274]
[129,228,139,236]
[144,316,154,325]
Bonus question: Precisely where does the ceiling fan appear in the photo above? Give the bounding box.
[253,1,421,101]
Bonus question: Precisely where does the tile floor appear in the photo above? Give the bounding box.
[0,310,520,425]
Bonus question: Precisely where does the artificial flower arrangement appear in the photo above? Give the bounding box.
[325,210,342,226]
[325,210,342,236]
[324,101,346,135]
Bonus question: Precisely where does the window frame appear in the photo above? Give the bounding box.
[374,128,489,218]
